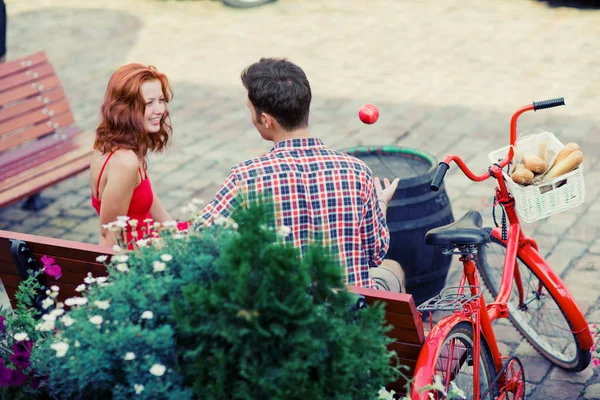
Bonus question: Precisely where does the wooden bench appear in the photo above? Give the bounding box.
[349,286,425,396]
[0,51,93,210]
[0,229,426,397]
[0,229,113,310]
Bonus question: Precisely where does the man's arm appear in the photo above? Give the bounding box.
[192,170,240,229]
[360,178,390,268]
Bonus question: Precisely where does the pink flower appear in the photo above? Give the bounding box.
[40,256,62,279]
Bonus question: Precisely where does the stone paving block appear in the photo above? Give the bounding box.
[533,380,587,400]
[517,355,553,384]
[545,239,588,277]
[548,365,594,384]
[584,383,600,400]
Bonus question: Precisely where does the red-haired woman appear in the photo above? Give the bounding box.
[90,63,174,248]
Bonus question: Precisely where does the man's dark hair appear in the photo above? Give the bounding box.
[241,58,311,131]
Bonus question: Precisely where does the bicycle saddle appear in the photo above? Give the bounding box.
[424,210,490,246]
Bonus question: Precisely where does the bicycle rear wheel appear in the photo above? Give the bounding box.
[429,322,495,400]
[476,228,590,371]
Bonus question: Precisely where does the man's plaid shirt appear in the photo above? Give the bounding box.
[194,138,389,287]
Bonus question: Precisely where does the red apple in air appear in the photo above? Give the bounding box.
[358,104,379,124]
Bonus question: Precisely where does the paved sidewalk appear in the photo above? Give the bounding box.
[2,0,600,397]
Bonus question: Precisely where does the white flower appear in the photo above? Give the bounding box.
[153,222,162,230]
[74,340,80,348]
[50,285,60,292]
[96,255,108,263]
[89,315,103,325]
[84,275,96,284]
[94,300,111,310]
[102,223,112,230]
[65,297,88,307]
[153,261,166,273]
[13,332,29,341]
[124,352,136,360]
[213,216,226,226]
[172,234,184,240]
[149,364,166,376]
[116,263,130,273]
[113,255,129,263]
[42,313,56,322]
[112,245,122,253]
[141,311,154,320]
[50,291,59,298]
[128,219,138,227]
[117,216,130,222]
[96,277,108,284]
[160,254,173,262]
[75,284,86,292]
[278,225,292,237]
[115,220,128,229]
[60,315,75,327]
[50,308,65,318]
[162,221,177,227]
[35,319,54,331]
[131,231,138,238]
[134,384,144,394]
[41,297,54,309]
[136,239,149,248]
[50,341,69,358]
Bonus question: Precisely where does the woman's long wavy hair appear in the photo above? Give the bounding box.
[94,64,173,160]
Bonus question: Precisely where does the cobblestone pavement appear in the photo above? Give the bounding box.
[2,0,600,397]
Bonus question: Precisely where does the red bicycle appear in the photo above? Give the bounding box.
[410,98,593,399]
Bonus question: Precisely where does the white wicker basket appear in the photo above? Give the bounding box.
[487,131,585,223]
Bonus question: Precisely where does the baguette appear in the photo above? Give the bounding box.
[553,142,580,167]
[522,152,547,174]
[543,149,583,181]
[511,163,534,185]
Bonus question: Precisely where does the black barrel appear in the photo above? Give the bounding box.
[344,146,454,305]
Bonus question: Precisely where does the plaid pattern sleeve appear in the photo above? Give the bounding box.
[193,169,240,228]
[360,174,390,268]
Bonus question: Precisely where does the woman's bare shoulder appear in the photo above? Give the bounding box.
[109,149,140,170]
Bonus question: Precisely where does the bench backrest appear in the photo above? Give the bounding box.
[349,286,425,394]
[0,230,113,309]
[0,51,80,154]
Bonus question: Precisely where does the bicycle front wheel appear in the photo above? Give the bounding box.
[429,322,496,400]
[476,228,591,371]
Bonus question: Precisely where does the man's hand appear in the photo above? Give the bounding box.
[375,177,400,205]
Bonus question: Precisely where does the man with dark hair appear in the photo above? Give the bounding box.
[194,57,405,292]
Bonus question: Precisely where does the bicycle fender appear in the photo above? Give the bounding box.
[489,227,593,350]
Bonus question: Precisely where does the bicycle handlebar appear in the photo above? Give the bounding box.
[430,98,566,191]
[533,97,565,111]
[430,162,449,192]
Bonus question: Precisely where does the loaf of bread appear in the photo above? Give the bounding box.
[553,142,580,166]
[511,163,534,185]
[544,149,583,180]
[522,152,548,174]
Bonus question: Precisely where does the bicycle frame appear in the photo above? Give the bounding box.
[412,100,593,399]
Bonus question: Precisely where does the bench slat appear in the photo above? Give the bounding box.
[0,146,92,207]
[0,99,71,136]
[0,134,92,191]
[0,75,61,107]
[0,87,66,124]
[0,63,55,93]
[389,340,422,361]
[0,112,76,153]
[0,51,48,80]
[0,126,82,178]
